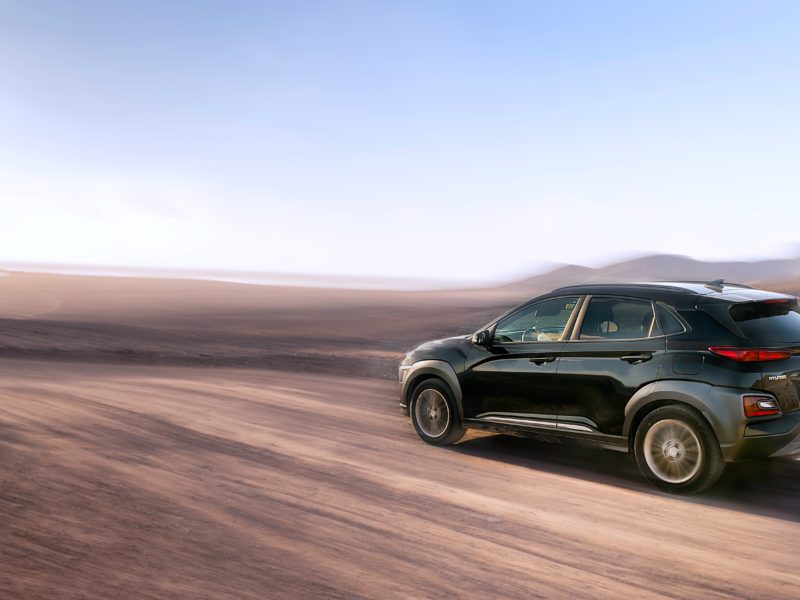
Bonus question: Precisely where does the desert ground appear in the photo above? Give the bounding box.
[1,266,800,598]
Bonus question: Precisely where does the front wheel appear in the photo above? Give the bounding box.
[634,405,725,494]
[410,379,465,445]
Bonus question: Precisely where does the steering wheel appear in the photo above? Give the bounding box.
[521,326,541,342]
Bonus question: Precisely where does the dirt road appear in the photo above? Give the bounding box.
[1,361,799,599]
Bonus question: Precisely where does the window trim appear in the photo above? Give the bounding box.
[568,295,685,342]
[490,295,584,346]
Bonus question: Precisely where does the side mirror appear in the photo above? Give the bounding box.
[473,329,491,347]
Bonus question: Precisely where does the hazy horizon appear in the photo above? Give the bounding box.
[2,1,799,281]
[4,249,800,291]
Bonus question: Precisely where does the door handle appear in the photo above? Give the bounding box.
[621,353,652,364]
[529,355,556,365]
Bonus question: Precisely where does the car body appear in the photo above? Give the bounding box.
[399,281,800,493]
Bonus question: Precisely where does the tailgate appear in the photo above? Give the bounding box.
[760,354,800,413]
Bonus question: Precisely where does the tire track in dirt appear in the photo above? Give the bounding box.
[1,361,799,599]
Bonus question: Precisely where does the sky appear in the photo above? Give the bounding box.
[1,0,799,284]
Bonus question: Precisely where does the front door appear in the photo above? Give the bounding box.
[461,296,581,428]
[556,295,667,436]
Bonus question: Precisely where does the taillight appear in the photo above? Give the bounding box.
[708,347,792,362]
[743,395,782,418]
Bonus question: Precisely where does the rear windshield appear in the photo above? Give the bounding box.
[730,300,800,344]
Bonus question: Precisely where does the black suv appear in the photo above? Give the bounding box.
[399,282,800,493]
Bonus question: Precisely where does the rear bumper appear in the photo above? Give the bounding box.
[728,412,800,460]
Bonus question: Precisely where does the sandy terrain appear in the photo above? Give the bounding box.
[1,361,799,599]
[0,271,512,379]
[1,269,800,598]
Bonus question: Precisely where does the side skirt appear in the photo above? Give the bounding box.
[465,415,628,452]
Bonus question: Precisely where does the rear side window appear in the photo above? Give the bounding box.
[730,300,800,344]
[578,297,661,340]
[656,304,686,335]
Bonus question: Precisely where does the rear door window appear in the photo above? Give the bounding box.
[578,297,661,340]
[730,300,800,344]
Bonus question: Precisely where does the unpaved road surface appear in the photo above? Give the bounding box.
[1,361,799,599]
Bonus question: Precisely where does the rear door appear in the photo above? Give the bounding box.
[555,295,667,436]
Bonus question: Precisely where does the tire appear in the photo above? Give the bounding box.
[410,379,465,446]
[634,405,725,494]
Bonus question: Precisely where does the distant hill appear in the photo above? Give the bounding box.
[499,254,800,297]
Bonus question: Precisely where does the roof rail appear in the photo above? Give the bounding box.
[550,282,696,294]
[644,279,754,290]
[550,280,756,295]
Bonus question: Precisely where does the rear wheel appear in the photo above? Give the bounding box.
[634,405,725,494]
[410,379,465,445]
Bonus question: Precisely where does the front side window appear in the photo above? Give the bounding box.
[578,297,661,340]
[494,296,579,343]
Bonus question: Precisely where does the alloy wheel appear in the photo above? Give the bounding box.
[414,388,451,438]
[643,418,703,484]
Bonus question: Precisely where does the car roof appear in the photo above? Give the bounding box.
[549,281,795,302]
